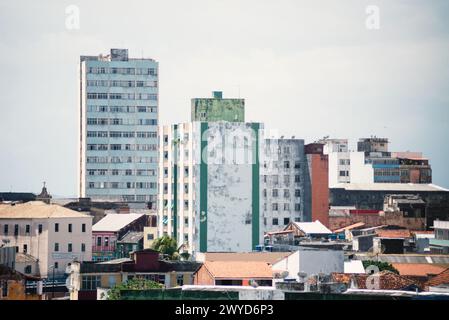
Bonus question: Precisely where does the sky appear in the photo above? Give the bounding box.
[0,0,448,196]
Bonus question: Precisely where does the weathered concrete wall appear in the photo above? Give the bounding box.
[329,211,426,230]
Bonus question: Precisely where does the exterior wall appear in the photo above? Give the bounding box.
[143,226,157,249]
[191,92,244,122]
[272,249,344,280]
[0,216,92,278]
[92,231,117,261]
[158,122,263,255]
[79,49,158,206]
[261,138,305,232]
[0,247,16,269]
[305,152,329,226]
[329,211,426,231]
[0,280,41,300]
[193,265,215,286]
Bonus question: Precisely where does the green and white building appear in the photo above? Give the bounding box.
[158,121,263,255]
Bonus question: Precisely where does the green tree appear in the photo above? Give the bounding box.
[362,260,399,274]
[107,278,163,300]
[151,235,178,260]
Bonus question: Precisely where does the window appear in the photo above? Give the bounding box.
[284,189,290,198]
[81,243,86,252]
[68,243,73,252]
[263,189,267,198]
[284,203,290,211]
[295,189,301,197]
[108,276,116,288]
[38,224,43,234]
[272,189,278,197]
[147,233,154,240]
[4,224,8,235]
[81,275,101,290]
[23,244,27,253]
[54,243,59,252]
[14,224,19,236]
[24,265,32,274]
[97,237,102,246]
[294,175,301,183]
[272,203,279,211]
[184,167,189,176]
[177,274,184,286]
[25,225,30,234]
[295,203,301,212]
[54,262,59,269]
[284,161,290,169]
[104,237,109,247]
[55,223,59,232]
[82,224,86,233]
[272,218,279,225]
[284,218,290,225]
[68,224,72,233]
[2,282,8,297]
[294,161,301,169]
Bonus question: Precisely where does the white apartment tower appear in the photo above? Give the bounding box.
[78,49,158,207]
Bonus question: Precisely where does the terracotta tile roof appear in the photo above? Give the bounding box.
[375,229,412,239]
[424,268,449,288]
[203,261,273,279]
[392,264,447,277]
[202,252,291,264]
[332,271,421,290]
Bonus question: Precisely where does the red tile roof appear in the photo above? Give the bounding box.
[424,268,449,288]
[392,264,447,277]
[202,261,273,279]
[376,229,412,239]
[332,271,421,290]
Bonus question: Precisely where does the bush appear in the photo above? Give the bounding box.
[107,278,163,300]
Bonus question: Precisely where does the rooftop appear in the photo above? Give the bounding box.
[288,220,332,235]
[197,252,291,264]
[332,183,448,192]
[92,213,144,232]
[0,201,92,219]
[392,264,448,277]
[375,229,412,239]
[118,231,144,244]
[201,261,273,279]
[425,268,449,288]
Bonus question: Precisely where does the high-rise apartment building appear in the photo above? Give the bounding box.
[260,138,305,231]
[158,121,263,255]
[78,49,158,207]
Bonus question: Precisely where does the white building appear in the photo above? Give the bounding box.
[0,201,93,278]
[260,138,305,231]
[320,138,373,187]
[78,48,158,207]
[158,121,263,256]
[272,248,344,281]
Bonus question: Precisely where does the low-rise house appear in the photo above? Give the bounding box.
[266,220,332,245]
[272,248,344,282]
[0,201,92,278]
[15,253,39,277]
[430,220,449,254]
[332,270,422,291]
[194,261,273,287]
[412,231,434,253]
[424,268,449,292]
[195,252,290,264]
[0,265,42,300]
[91,213,147,261]
[392,263,447,283]
[68,249,201,300]
[116,231,144,258]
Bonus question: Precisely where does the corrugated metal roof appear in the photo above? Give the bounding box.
[92,213,144,232]
[355,254,449,264]
[290,221,332,235]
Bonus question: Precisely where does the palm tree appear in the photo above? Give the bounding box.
[151,236,178,260]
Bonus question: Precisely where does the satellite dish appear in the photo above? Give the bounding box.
[249,280,259,288]
[280,271,289,279]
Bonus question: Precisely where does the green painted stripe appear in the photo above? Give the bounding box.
[172,124,178,240]
[200,122,208,252]
[251,123,260,250]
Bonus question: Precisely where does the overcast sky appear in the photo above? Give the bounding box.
[0,0,448,196]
